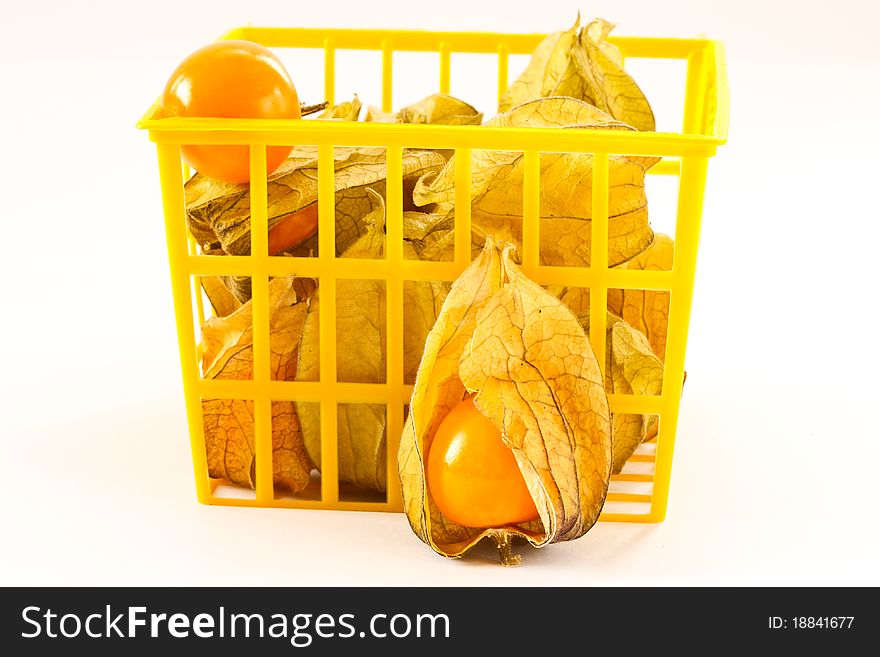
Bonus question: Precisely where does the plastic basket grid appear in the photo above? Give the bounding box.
[138,26,729,522]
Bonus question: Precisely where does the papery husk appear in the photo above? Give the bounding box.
[399,239,611,562]
[317,95,362,121]
[365,93,482,125]
[200,277,314,493]
[499,16,655,131]
[607,233,673,363]
[201,276,242,318]
[185,146,446,300]
[604,315,662,465]
[558,287,664,471]
[295,190,448,491]
[413,97,658,269]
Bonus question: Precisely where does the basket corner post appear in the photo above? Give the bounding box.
[194,480,214,505]
[154,142,218,513]
[645,499,669,524]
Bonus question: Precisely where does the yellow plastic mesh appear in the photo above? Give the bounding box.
[139,27,728,521]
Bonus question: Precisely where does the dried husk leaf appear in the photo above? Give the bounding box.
[490,94,632,131]
[201,276,242,318]
[200,277,313,493]
[296,191,448,490]
[413,97,658,268]
[405,209,514,267]
[400,204,477,262]
[498,17,581,113]
[402,209,452,245]
[186,146,445,255]
[607,233,673,362]
[605,317,662,465]
[365,94,482,125]
[186,146,445,301]
[499,16,655,131]
[318,95,362,121]
[571,19,656,131]
[399,240,611,560]
[398,94,483,125]
[559,290,663,471]
[364,106,397,123]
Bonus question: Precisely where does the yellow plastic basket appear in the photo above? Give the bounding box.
[138,26,728,522]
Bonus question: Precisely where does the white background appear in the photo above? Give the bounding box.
[1,0,878,586]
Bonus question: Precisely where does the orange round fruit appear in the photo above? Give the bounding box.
[268,204,319,255]
[426,397,539,528]
[160,40,300,183]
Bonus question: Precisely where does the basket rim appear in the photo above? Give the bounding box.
[137,27,728,156]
